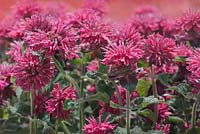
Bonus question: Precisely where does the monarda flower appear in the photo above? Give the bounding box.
[144,34,177,67]
[46,83,77,119]
[86,59,99,72]
[186,49,200,78]
[79,16,115,51]
[14,50,54,91]
[102,42,143,68]
[155,123,170,134]
[83,115,115,134]
[12,0,42,19]
[176,10,200,45]
[131,6,165,36]
[0,63,14,90]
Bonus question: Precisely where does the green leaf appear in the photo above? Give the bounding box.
[136,78,152,97]
[123,83,136,92]
[96,80,115,97]
[98,63,108,73]
[187,128,200,134]
[167,116,184,124]
[16,87,23,99]
[131,126,146,134]
[2,108,9,119]
[158,73,170,86]
[134,96,160,109]
[137,109,156,122]
[87,92,110,103]
[110,101,125,110]
[137,59,149,68]
[175,56,186,62]
[63,100,78,110]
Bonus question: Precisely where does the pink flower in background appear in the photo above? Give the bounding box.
[12,0,41,19]
[83,115,115,134]
[0,63,14,90]
[175,44,193,57]
[6,41,23,60]
[155,123,170,134]
[79,16,115,51]
[157,103,172,120]
[14,50,54,90]
[46,83,77,119]
[187,49,200,78]
[87,59,99,72]
[102,42,143,67]
[131,6,165,36]
[144,34,177,67]
[176,10,200,40]
[87,84,96,93]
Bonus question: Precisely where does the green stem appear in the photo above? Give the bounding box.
[79,55,85,134]
[126,90,130,134]
[150,65,158,125]
[30,89,35,134]
[55,119,59,134]
[191,91,200,129]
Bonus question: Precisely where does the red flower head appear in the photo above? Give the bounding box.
[83,115,115,134]
[187,49,200,78]
[46,83,77,119]
[144,34,177,67]
[131,6,165,36]
[186,49,200,92]
[102,42,143,68]
[14,50,54,91]
[86,59,99,72]
[155,123,170,134]
[79,16,115,51]
[82,0,108,17]
[6,41,23,61]
[176,10,200,42]
[12,0,42,19]
[0,63,14,90]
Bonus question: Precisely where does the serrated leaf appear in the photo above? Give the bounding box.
[98,63,107,73]
[110,101,124,110]
[175,56,186,62]
[136,78,152,97]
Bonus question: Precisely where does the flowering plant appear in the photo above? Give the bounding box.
[0,1,200,134]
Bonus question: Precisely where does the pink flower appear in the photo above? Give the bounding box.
[131,6,165,36]
[0,63,14,90]
[144,34,177,67]
[79,16,115,51]
[12,0,41,19]
[176,10,200,41]
[187,49,200,78]
[46,83,77,119]
[87,59,99,72]
[157,103,172,120]
[87,84,96,93]
[6,41,23,60]
[83,115,115,134]
[155,123,170,134]
[14,50,54,90]
[175,44,193,57]
[102,43,143,67]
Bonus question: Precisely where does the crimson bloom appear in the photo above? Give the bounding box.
[144,34,177,67]
[14,50,54,90]
[102,42,143,67]
[34,91,48,117]
[176,10,200,43]
[83,115,115,134]
[46,83,77,119]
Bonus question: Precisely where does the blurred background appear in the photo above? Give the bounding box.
[0,0,200,21]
